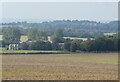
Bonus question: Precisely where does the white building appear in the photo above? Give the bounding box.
[9,44,19,50]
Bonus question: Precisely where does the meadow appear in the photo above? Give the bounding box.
[2,53,118,80]
[1,50,66,54]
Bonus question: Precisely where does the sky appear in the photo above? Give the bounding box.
[0,2,118,22]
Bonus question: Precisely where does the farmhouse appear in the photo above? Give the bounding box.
[8,44,19,50]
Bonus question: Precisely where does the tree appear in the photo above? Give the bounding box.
[28,41,52,50]
[92,36,110,51]
[51,36,64,43]
[3,27,21,44]
[27,28,37,41]
[36,31,48,41]
[27,28,48,41]
[70,40,82,52]
[52,43,60,50]
[20,42,28,50]
[54,29,64,37]
[80,39,94,51]
[64,39,71,51]
[70,41,77,52]
[80,36,116,52]
[51,29,64,43]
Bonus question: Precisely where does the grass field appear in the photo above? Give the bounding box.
[2,53,118,80]
[64,37,94,41]
[1,50,66,54]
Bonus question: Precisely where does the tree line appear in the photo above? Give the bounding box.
[1,27,119,52]
[1,20,118,38]
[17,35,119,52]
[64,36,119,52]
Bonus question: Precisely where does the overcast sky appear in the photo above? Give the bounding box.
[0,2,118,22]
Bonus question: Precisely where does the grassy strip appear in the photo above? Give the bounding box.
[0,50,68,54]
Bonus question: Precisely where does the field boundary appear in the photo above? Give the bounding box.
[1,80,119,82]
[0,51,118,55]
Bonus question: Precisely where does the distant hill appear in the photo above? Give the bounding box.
[1,20,118,38]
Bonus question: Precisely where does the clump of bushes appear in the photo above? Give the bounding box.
[20,35,119,52]
[20,41,52,50]
[64,36,119,52]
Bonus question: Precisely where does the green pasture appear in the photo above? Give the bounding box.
[1,50,66,54]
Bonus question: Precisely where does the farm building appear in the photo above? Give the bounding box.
[8,44,19,50]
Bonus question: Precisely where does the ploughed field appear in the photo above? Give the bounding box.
[2,53,118,80]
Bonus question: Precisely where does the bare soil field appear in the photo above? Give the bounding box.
[2,53,118,80]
